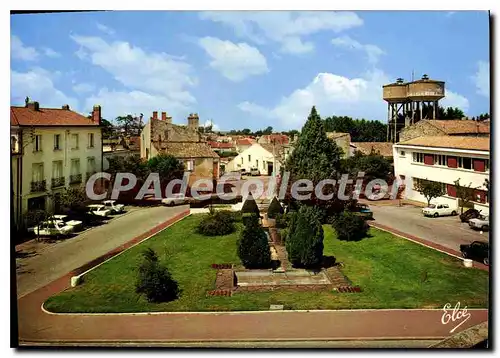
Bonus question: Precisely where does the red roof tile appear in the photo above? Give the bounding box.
[11,106,99,126]
[208,141,235,149]
[236,138,255,145]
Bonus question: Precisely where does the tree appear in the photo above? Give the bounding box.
[58,186,87,212]
[241,193,260,216]
[332,211,369,241]
[263,126,273,135]
[414,179,445,206]
[454,178,478,214]
[285,206,324,268]
[135,248,180,303]
[342,150,393,182]
[237,214,272,269]
[147,154,185,184]
[24,209,48,241]
[100,118,115,139]
[116,114,144,137]
[324,116,387,142]
[267,197,284,219]
[484,178,489,202]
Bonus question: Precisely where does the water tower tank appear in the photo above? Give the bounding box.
[383,78,408,103]
[407,74,445,101]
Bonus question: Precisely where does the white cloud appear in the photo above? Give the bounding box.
[11,35,39,61]
[198,37,269,81]
[70,35,197,114]
[96,22,115,36]
[440,90,470,113]
[11,67,79,109]
[331,35,385,64]
[199,11,363,55]
[43,47,60,58]
[239,69,391,129]
[471,61,489,97]
[72,82,96,94]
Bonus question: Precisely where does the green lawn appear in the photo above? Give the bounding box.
[45,215,489,313]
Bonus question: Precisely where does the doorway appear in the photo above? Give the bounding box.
[267,162,274,176]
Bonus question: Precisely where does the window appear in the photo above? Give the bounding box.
[71,159,80,176]
[52,161,63,179]
[443,204,449,209]
[185,160,194,171]
[34,135,42,152]
[248,155,251,162]
[412,152,424,163]
[400,150,405,157]
[241,157,244,164]
[485,159,490,172]
[458,157,472,170]
[54,134,61,150]
[32,163,44,182]
[413,178,446,193]
[256,159,259,167]
[71,133,79,149]
[88,133,95,148]
[87,157,96,173]
[433,154,447,166]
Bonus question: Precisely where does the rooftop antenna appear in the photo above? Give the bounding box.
[411,69,414,82]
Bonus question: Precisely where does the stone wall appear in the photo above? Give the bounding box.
[151,119,201,143]
[399,121,445,141]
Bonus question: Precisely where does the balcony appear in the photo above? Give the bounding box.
[31,180,46,193]
[69,174,82,184]
[51,176,65,188]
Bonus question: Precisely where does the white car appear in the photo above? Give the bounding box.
[29,220,74,237]
[469,215,489,231]
[162,193,188,206]
[422,203,457,217]
[86,204,112,217]
[102,200,125,213]
[250,167,260,176]
[49,214,83,229]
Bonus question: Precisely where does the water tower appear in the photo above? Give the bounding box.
[383,74,445,142]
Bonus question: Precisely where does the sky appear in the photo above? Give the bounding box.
[10,10,490,131]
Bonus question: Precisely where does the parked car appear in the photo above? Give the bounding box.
[469,215,489,231]
[102,200,125,214]
[29,220,74,238]
[86,204,112,217]
[422,203,457,217]
[460,208,481,223]
[351,203,373,220]
[48,214,83,230]
[250,167,261,176]
[240,168,250,176]
[162,193,188,206]
[460,241,489,265]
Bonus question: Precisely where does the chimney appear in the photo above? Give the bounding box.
[62,104,70,110]
[187,113,199,130]
[152,111,158,120]
[27,101,40,111]
[161,112,167,121]
[92,105,101,124]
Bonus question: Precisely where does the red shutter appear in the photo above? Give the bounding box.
[447,184,457,197]
[473,159,485,172]
[474,190,486,203]
[447,156,457,168]
[424,154,434,165]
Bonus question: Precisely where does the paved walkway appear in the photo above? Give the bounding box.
[16,205,188,298]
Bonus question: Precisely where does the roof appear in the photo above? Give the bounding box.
[352,142,394,157]
[397,136,490,151]
[208,141,234,149]
[236,138,255,145]
[327,132,350,140]
[11,106,99,126]
[422,120,490,135]
[260,134,290,144]
[157,142,219,158]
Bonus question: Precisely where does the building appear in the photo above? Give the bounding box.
[393,136,489,215]
[140,111,219,183]
[235,137,256,153]
[103,136,141,170]
[326,132,351,158]
[208,141,236,154]
[257,134,290,145]
[351,142,394,158]
[399,119,490,142]
[11,101,103,228]
[226,143,279,176]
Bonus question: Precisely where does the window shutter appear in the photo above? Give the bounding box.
[473,159,485,172]
[447,156,457,168]
[424,154,434,165]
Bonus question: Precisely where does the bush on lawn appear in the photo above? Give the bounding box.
[135,248,179,303]
[197,210,236,236]
[286,206,324,268]
[241,193,260,216]
[332,210,369,241]
[237,214,272,269]
[267,197,284,219]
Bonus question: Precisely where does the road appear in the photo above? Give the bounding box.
[368,203,488,253]
[15,205,188,298]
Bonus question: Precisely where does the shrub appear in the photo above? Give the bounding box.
[237,214,272,269]
[241,193,260,216]
[267,197,284,219]
[332,210,369,241]
[197,211,236,236]
[286,206,324,268]
[135,248,179,303]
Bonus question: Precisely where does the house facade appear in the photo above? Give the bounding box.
[140,111,219,184]
[399,120,490,142]
[393,136,489,215]
[226,143,278,175]
[11,101,102,228]
[351,142,394,158]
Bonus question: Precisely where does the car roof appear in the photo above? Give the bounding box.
[88,204,105,208]
[103,200,115,203]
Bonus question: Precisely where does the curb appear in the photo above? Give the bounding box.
[369,222,489,272]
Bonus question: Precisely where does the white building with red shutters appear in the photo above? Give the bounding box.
[393,136,490,215]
